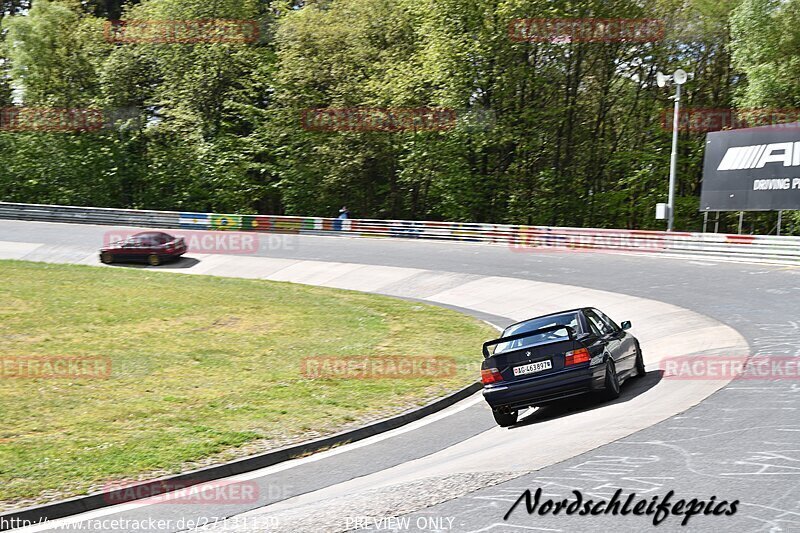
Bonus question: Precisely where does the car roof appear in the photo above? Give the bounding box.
[503,308,588,332]
[133,231,172,239]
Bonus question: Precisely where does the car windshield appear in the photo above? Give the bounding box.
[493,312,581,355]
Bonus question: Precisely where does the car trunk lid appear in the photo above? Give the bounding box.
[482,325,586,382]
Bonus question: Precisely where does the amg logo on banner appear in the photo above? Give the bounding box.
[701,127,800,211]
[717,142,800,170]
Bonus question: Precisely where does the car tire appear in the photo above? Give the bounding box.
[147,254,161,266]
[634,347,646,378]
[492,409,517,427]
[100,252,114,264]
[601,359,621,400]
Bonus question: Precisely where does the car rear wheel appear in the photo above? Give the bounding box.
[601,359,621,400]
[100,252,114,264]
[492,409,517,427]
[147,254,161,266]
[634,347,646,378]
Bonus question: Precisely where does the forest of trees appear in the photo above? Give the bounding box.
[0,0,798,234]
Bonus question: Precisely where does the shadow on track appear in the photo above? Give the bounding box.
[510,369,664,429]
[105,256,201,269]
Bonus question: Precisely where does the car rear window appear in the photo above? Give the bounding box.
[134,232,171,245]
[494,312,581,354]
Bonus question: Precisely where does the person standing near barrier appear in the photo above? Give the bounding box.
[334,206,349,231]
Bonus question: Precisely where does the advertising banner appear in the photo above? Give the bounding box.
[701,125,800,211]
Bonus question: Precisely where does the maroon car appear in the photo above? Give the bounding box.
[100,231,186,266]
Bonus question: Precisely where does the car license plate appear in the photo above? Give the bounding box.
[513,360,552,377]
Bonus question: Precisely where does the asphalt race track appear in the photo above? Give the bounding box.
[1,219,799,533]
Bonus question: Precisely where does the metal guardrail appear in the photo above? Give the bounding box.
[1,201,798,262]
[0,202,183,229]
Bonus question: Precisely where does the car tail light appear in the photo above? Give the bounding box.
[565,348,590,366]
[481,368,503,384]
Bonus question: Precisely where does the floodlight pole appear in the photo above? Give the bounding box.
[667,83,681,232]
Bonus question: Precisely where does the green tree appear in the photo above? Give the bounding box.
[730,0,800,233]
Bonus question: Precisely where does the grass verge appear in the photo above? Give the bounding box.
[0,260,495,508]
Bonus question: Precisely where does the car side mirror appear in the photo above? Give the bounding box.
[621,321,632,330]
